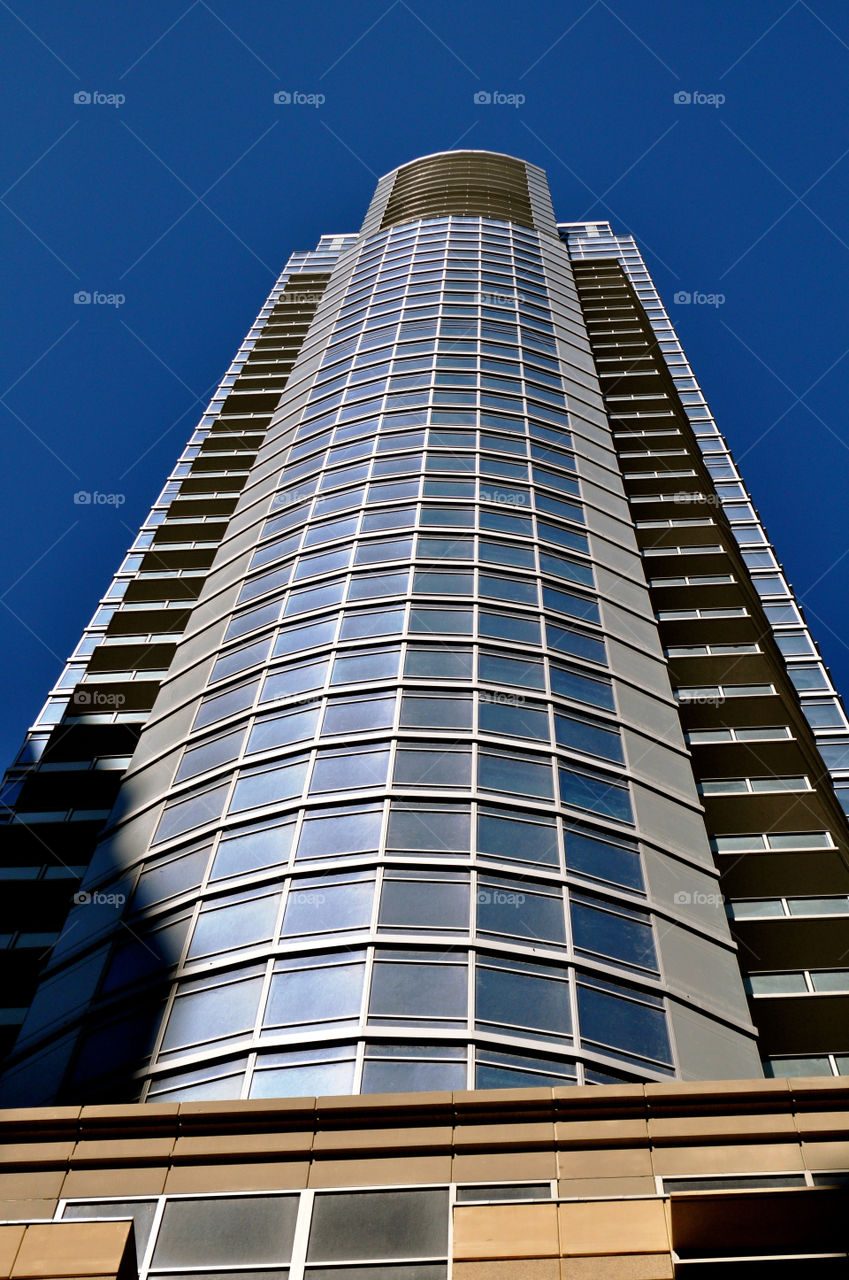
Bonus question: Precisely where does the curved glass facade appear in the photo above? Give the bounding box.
[1,154,764,1106]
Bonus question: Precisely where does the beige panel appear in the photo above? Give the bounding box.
[10,1221,133,1278]
[0,1226,25,1279]
[453,1204,560,1260]
[650,1141,804,1176]
[559,1256,674,1280]
[452,1152,557,1181]
[307,1155,452,1187]
[163,1160,309,1193]
[557,1148,654,1180]
[558,1199,670,1256]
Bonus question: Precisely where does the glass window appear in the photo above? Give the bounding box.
[559,766,632,823]
[348,571,409,601]
[285,580,346,616]
[477,876,566,946]
[261,660,327,704]
[394,747,472,787]
[543,586,599,625]
[413,570,474,595]
[479,574,537,605]
[247,705,320,755]
[410,607,474,635]
[555,714,623,763]
[251,1046,356,1099]
[195,680,260,730]
[339,609,405,639]
[154,782,230,845]
[331,649,400,684]
[550,665,614,710]
[188,888,280,959]
[306,1189,449,1264]
[211,637,272,683]
[478,652,545,690]
[479,751,553,799]
[571,893,657,972]
[210,821,295,881]
[273,617,337,657]
[264,952,366,1031]
[133,844,210,908]
[176,727,246,782]
[476,955,571,1039]
[230,758,308,813]
[477,808,559,866]
[152,1195,298,1268]
[405,647,473,679]
[322,696,395,735]
[400,695,472,729]
[296,806,382,860]
[479,698,549,741]
[475,1047,577,1089]
[479,612,541,645]
[369,954,467,1025]
[379,871,469,932]
[386,802,471,852]
[160,967,265,1053]
[282,874,374,935]
[577,974,671,1065]
[309,749,389,793]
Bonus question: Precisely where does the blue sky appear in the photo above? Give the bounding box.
[2,0,849,766]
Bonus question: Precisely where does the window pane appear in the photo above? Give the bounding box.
[306,1190,449,1263]
[152,1195,298,1267]
[477,809,559,866]
[211,822,295,881]
[476,959,571,1038]
[369,959,467,1022]
[230,759,308,813]
[386,804,471,852]
[571,895,657,972]
[577,977,671,1064]
[296,808,382,860]
[479,752,553,800]
[265,956,366,1030]
[477,878,566,946]
[564,827,643,891]
[161,972,264,1052]
[189,890,280,958]
[282,878,374,935]
[323,697,395,735]
[379,875,470,931]
[394,748,472,787]
[310,750,389,793]
[559,768,632,823]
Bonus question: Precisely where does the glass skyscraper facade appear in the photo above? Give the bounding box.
[1,151,847,1116]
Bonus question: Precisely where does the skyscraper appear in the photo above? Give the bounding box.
[0,151,847,1277]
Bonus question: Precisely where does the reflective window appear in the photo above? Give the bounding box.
[476,955,571,1040]
[152,1195,298,1268]
[264,952,366,1032]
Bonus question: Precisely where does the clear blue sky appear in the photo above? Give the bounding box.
[2,0,849,767]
